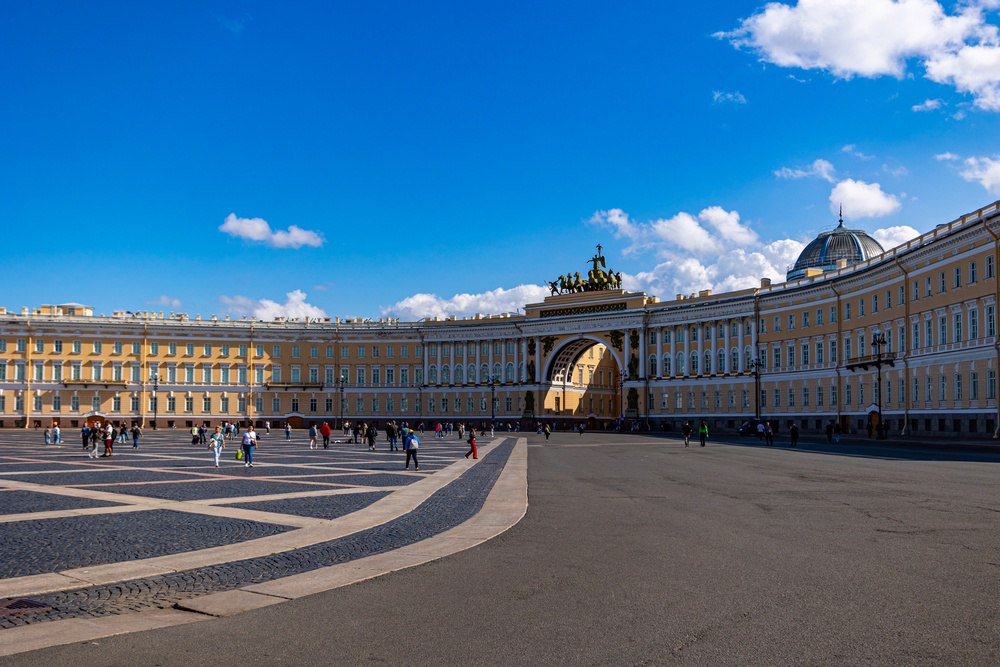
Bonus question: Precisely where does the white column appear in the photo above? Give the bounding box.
[709,322,717,374]
[534,336,542,383]
[656,327,664,378]
[624,329,632,377]
[683,325,690,376]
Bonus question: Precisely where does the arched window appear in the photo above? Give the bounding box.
[428,366,438,384]
[663,355,672,376]
[690,352,699,374]
[648,355,658,376]
[676,352,686,375]
[505,362,515,382]
[744,346,753,368]
[704,351,712,374]
[467,364,476,384]
[415,368,423,385]
[493,363,502,381]
[731,348,739,372]
[454,365,464,384]
[441,365,450,384]
[718,349,727,374]
[480,363,489,382]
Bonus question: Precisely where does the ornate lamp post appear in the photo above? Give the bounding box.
[151,372,159,430]
[338,375,345,430]
[619,369,628,422]
[489,374,499,424]
[748,353,763,421]
[872,329,887,439]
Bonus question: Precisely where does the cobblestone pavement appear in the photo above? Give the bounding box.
[0,440,513,629]
[0,490,122,514]
[227,491,390,519]
[0,429,504,630]
[0,510,292,578]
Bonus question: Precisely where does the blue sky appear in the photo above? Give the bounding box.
[4,0,1000,320]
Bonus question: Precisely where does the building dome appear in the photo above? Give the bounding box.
[787,213,884,281]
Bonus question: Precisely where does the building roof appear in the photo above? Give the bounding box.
[787,213,884,281]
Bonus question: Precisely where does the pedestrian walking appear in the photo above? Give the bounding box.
[543,423,551,440]
[404,430,420,470]
[320,422,331,449]
[764,422,774,446]
[698,419,709,447]
[367,424,378,451]
[53,424,61,445]
[132,424,142,448]
[285,423,292,441]
[682,420,692,447]
[789,422,800,448]
[81,425,91,451]
[103,423,114,456]
[190,425,199,446]
[209,426,225,467]
[43,428,51,445]
[465,427,478,459]
[308,424,318,450]
[242,425,258,467]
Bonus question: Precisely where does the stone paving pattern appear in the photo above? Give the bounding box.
[0,490,122,514]
[0,440,513,628]
[227,491,390,520]
[0,510,293,578]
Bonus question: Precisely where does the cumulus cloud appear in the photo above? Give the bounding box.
[590,205,808,297]
[381,284,550,320]
[154,295,182,309]
[935,151,960,160]
[718,0,1000,110]
[219,289,328,321]
[960,154,1000,193]
[712,90,748,104]
[590,206,758,256]
[912,98,944,111]
[873,225,921,249]
[775,158,836,182]
[219,213,323,249]
[829,179,902,218]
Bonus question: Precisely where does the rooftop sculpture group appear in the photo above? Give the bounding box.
[548,244,622,295]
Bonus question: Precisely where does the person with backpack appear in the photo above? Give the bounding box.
[320,422,332,449]
[308,424,318,450]
[404,429,420,470]
[698,420,709,447]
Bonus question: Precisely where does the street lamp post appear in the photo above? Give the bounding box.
[338,376,345,430]
[151,373,159,430]
[872,329,887,439]
[748,354,762,421]
[489,375,499,425]
[619,369,628,424]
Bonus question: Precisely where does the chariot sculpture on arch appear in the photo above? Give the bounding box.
[547,244,622,294]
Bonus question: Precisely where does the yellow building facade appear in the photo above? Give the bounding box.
[1,200,998,438]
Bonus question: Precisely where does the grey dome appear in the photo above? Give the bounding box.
[787,215,884,280]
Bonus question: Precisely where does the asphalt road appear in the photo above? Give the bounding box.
[6,433,1000,666]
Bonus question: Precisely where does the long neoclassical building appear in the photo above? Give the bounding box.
[2,201,998,437]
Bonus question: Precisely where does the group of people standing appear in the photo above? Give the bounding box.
[78,422,142,457]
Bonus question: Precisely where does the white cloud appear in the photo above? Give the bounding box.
[960,154,1000,193]
[841,144,874,160]
[590,205,759,256]
[154,295,182,309]
[712,90,748,104]
[381,284,550,320]
[774,158,836,182]
[718,0,1000,110]
[829,179,902,218]
[219,213,323,249]
[934,151,960,160]
[882,163,910,177]
[219,289,328,321]
[912,98,944,111]
[873,225,921,249]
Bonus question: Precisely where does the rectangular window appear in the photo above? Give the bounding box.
[186,343,195,356]
[220,344,230,357]
[203,396,212,413]
[972,371,980,400]
[830,340,838,363]
[844,303,851,320]
[788,314,795,330]
[831,385,838,405]
[239,344,247,358]
[204,344,212,356]
[132,342,141,355]
[34,339,44,354]
[939,272,946,293]
[954,267,962,288]
[817,386,824,406]
[53,339,63,353]
[970,261,978,284]
[802,311,810,328]
[802,344,810,366]
[186,366,195,383]
[310,346,318,359]
[954,313,963,342]
[773,389,780,407]
[988,255,995,279]
[150,342,159,356]
[844,338,852,360]
[845,384,852,406]
[168,342,177,356]
[939,317,948,345]
[872,294,878,313]
[816,309,824,325]
[988,370,995,400]
[971,309,979,339]
[292,345,300,358]
[203,365,212,383]
[273,345,282,358]
[273,397,281,413]
[988,305,996,338]
[816,342,824,365]
[256,344,264,358]
[858,299,865,317]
